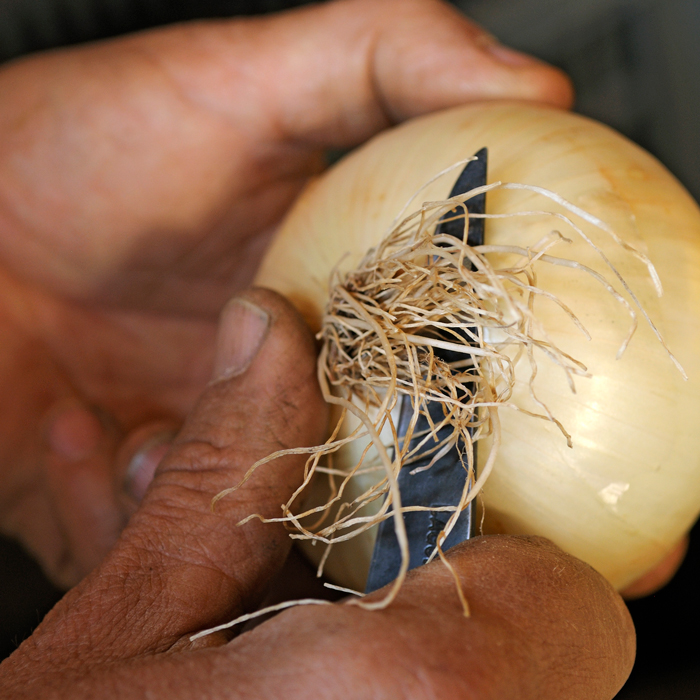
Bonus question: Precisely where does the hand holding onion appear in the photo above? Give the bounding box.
[0,0,658,695]
[0,289,635,700]
[0,0,570,588]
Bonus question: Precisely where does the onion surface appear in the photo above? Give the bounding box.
[256,102,700,591]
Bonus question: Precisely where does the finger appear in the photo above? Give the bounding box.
[0,0,572,312]
[213,536,634,700]
[42,409,179,588]
[0,310,128,588]
[621,536,689,599]
[28,289,326,661]
[41,401,126,587]
[24,536,633,700]
[116,421,179,509]
[143,0,573,147]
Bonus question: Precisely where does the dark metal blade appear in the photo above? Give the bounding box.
[365,148,488,593]
[436,147,487,248]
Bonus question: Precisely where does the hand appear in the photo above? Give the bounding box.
[0,0,573,587]
[0,290,635,700]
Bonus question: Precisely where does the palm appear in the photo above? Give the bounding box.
[1,25,329,398]
[0,26,322,584]
[0,31,324,306]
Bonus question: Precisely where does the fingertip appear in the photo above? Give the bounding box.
[406,535,636,699]
[452,34,575,111]
[42,402,125,585]
[228,287,321,377]
[621,536,689,599]
[212,298,271,382]
[370,3,575,123]
[514,62,575,110]
[477,39,574,109]
[121,426,176,505]
[45,403,104,462]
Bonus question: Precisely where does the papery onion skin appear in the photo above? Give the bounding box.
[255,101,700,591]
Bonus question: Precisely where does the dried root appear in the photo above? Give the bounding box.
[202,176,677,636]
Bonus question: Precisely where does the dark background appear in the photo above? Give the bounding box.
[1,1,699,697]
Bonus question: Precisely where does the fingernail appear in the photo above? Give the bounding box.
[124,432,174,502]
[484,42,540,67]
[212,298,270,381]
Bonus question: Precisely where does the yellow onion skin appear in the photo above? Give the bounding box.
[256,102,700,591]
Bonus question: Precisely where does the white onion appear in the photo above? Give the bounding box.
[255,102,700,591]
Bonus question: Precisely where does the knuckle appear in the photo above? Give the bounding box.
[164,438,229,476]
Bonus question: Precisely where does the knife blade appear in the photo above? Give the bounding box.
[364,148,488,593]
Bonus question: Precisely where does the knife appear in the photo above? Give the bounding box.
[364,148,488,593]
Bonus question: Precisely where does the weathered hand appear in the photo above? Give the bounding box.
[0,290,635,700]
[0,0,573,587]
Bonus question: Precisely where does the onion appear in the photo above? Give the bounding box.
[255,102,700,593]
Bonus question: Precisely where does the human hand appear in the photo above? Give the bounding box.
[0,290,635,700]
[0,0,573,587]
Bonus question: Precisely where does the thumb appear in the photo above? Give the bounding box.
[128,0,573,148]
[34,289,327,660]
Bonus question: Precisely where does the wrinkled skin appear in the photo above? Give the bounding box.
[0,0,676,696]
[0,289,635,699]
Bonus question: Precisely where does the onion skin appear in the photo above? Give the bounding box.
[256,102,700,591]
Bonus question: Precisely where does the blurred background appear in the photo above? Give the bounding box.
[1,1,698,696]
